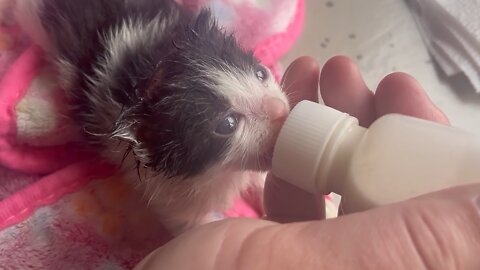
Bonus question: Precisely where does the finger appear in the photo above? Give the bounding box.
[252,184,480,269]
[135,184,480,270]
[280,56,320,106]
[263,173,325,223]
[133,219,276,270]
[320,55,376,127]
[375,72,450,125]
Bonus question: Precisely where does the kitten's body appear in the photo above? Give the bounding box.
[15,0,288,234]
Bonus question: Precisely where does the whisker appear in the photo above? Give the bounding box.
[240,148,248,171]
[280,64,295,89]
[144,164,148,180]
[136,160,142,181]
[281,78,300,94]
[120,146,132,168]
[147,183,161,206]
[285,90,304,103]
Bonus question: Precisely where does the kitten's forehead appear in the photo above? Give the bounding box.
[206,64,285,111]
[174,9,259,73]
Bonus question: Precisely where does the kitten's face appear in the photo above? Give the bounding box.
[133,49,289,179]
[128,24,289,179]
[207,63,289,171]
[117,10,289,179]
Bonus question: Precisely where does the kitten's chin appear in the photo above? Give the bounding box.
[235,153,272,172]
[256,155,273,172]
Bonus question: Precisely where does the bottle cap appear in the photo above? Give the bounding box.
[272,100,353,193]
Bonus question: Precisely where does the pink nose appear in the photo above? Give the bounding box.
[262,96,289,121]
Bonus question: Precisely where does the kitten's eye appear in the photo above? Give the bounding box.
[214,114,239,136]
[255,67,268,82]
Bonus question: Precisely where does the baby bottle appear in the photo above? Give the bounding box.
[272,100,480,214]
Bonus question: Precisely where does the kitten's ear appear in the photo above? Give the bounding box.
[193,8,217,34]
[13,0,53,52]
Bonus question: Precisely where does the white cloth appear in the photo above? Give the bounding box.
[284,0,480,136]
[407,0,480,92]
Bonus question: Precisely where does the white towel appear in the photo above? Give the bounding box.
[407,0,480,92]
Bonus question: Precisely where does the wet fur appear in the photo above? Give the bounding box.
[15,0,287,234]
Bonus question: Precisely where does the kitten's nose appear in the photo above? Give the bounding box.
[262,96,289,122]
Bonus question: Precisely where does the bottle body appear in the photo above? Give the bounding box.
[272,100,480,215]
[339,114,480,213]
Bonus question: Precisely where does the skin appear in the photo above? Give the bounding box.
[134,56,480,270]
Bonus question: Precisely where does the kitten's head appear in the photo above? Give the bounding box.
[110,10,289,179]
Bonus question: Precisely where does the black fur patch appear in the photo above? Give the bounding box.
[38,0,261,178]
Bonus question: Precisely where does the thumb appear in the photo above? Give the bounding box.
[133,184,480,270]
[320,184,480,269]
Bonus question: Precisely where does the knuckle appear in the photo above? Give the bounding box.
[399,199,480,269]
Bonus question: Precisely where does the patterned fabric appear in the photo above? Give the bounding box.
[0,1,314,269]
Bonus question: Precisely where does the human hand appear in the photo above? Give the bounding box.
[134,56,480,270]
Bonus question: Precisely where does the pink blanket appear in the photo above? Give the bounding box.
[0,1,307,268]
